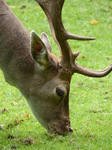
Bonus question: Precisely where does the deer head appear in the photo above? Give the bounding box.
[32,0,112,134]
[0,0,111,135]
[27,31,73,134]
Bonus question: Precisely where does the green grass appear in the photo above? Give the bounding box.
[0,0,112,149]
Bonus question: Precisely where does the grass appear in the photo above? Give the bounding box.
[0,0,112,149]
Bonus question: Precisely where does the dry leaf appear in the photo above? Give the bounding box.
[14,118,24,125]
[23,114,30,119]
[24,138,34,145]
[1,108,8,113]
[82,55,85,59]
[90,19,98,25]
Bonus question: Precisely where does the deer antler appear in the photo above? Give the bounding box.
[35,0,112,77]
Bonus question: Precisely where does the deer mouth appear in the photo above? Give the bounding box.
[48,123,73,135]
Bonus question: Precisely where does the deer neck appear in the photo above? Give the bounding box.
[0,1,36,87]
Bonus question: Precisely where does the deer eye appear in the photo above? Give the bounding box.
[56,87,65,97]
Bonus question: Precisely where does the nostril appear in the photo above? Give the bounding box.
[69,127,73,133]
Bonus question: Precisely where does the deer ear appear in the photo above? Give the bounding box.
[30,31,49,66]
[41,32,52,52]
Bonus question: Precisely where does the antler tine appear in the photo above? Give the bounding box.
[72,52,112,77]
[66,33,96,41]
[35,0,95,68]
[74,63,112,77]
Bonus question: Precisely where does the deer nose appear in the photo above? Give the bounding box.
[69,127,73,133]
[66,125,73,133]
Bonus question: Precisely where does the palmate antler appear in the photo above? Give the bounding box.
[35,0,112,77]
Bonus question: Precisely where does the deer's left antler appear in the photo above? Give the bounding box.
[35,0,112,77]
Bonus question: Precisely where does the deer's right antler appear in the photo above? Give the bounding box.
[35,0,112,77]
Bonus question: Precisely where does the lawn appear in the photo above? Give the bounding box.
[0,0,112,149]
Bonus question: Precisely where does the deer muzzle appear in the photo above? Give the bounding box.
[48,120,73,134]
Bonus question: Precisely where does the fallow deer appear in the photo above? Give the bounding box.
[0,0,111,134]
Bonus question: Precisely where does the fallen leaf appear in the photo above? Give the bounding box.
[23,114,30,119]
[14,118,24,125]
[90,19,98,25]
[14,118,20,125]
[82,55,85,59]
[1,108,8,113]
[24,138,33,145]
